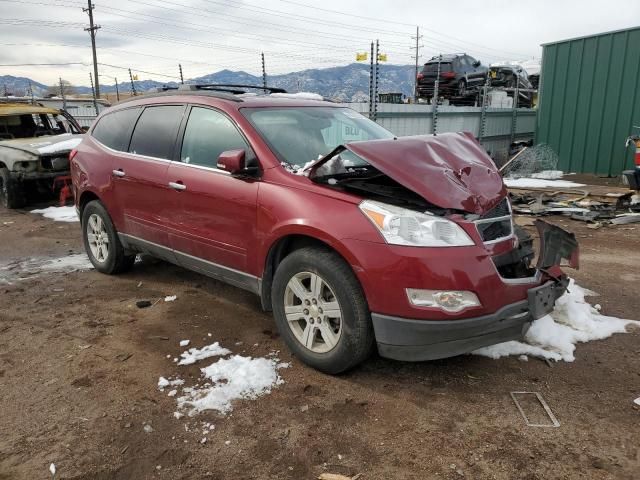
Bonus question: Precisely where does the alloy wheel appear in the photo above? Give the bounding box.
[86,213,109,263]
[283,271,342,354]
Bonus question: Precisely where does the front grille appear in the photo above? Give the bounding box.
[476,198,513,243]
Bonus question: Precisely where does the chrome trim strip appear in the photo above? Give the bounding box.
[119,233,260,294]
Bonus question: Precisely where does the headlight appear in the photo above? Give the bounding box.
[406,289,481,312]
[359,200,474,247]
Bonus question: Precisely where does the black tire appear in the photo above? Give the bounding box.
[81,200,135,274]
[271,247,374,374]
[0,167,26,209]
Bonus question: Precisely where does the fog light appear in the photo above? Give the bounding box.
[406,289,481,312]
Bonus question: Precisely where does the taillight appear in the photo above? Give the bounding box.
[417,72,424,80]
[69,149,78,161]
[441,71,456,79]
[635,140,640,167]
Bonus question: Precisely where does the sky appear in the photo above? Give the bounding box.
[0,0,639,87]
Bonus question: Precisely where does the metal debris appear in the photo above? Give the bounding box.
[510,391,560,428]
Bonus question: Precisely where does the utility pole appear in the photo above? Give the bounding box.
[28,81,34,104]
[411,26,423,102]
[261,52,267,91]
[89,71,99,116]
[114,77,119,102]
[432,54,442,135]
[373,39,379,122]
[59,77,67,110]
[129,68,137,96]
[2,84,7,99]
[179,64,184,84]
[368,41,374,119]
[83,1,101,98]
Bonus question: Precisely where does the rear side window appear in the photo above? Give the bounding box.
[92,108,140,151]
[180,107,251,169]
[129,105,184,160]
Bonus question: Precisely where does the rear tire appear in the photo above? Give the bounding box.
[271,247,374,374]
[82,200,135,274]
[0,168,26,209]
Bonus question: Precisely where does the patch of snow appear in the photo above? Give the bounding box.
[504,178,587,189]
[634,397,640,406]
[270,92,323,101]
[0,253,93,285]
[179,340,190,347]
[143,424,154,433]
[530,170,564,180]
[39,254,94,273]
[49,463,56,475]
[178,342,231,366]
[167,389,177,397]
[164,295,177,302]
[175,355,289,416]
[474,280,639,362]
[37,136,83,154]
[327,178,338,185]
[158,377,184,391]
[31,206,79,222]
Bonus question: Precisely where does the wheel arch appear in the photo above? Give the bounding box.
[259,231,363,312]
[78,189,102,220]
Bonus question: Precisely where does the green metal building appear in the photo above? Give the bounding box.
[536,26,640,175]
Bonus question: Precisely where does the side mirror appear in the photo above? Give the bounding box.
[217,149,246,174]
[81,126,89,133]
[473,60,481,67]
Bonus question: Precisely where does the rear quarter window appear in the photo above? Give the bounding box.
[92,107,141,151]
[129,105,184,160]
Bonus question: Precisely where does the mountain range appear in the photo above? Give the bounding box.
[1,63,416,102]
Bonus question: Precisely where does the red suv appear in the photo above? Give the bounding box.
[71,85,578,373]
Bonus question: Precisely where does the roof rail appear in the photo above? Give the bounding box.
[165,83,286,94]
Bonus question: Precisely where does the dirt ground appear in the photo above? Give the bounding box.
[0,201,639,480]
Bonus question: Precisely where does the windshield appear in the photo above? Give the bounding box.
[0,112,80,140]
[241,106,394,168]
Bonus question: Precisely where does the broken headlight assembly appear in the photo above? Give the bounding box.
[359,200,474,247]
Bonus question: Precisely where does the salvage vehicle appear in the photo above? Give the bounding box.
[71,84,579,374]
[416,54,488,100]
[0,103,83,208]
[489,63,534,108]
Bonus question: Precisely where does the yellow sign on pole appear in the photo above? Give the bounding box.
[356,52,368,61]
[132,74,139,81]
[377,53,388,62]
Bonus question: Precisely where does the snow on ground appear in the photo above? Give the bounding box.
[37,136,83,154]
[177,342,231,366]
[474,279,639,362]
[0,253,93,285]
[503,178,587,189]
[31,206,79,222]
[176,355,289,416]
[530,170,564,180]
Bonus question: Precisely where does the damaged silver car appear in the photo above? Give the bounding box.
[0,103,83,208]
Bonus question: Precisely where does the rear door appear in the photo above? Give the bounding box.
[111,104,185,259]
[165,105,260,290]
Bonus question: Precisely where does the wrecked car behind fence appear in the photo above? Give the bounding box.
[0,103,83,208]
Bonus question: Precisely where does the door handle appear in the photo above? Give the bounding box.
[112,169,125,177]
[169,181,186,191]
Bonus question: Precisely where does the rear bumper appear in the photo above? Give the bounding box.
[372,278,568,362]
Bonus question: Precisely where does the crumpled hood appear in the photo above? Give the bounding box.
[314,132,506,215]
[0,133,83,156]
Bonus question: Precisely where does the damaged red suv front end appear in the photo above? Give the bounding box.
[308,132,579,361]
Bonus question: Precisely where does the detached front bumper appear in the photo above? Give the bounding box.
[373,278,568,361]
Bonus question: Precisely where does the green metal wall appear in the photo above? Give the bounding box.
[536,27,640,175]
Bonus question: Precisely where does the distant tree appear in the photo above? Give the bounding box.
[45,79,76,97]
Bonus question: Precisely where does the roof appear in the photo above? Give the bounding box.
[425,54,462,63]
[0,103,61,117]
[541,25,640,47]
[114,90,335,109]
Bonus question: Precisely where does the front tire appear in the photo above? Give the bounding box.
[271,247,374,374]
[82,200,135,274]
[457,79,467,97]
